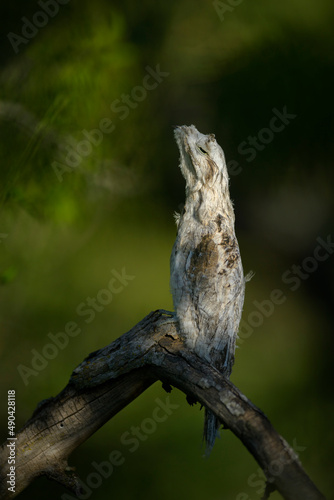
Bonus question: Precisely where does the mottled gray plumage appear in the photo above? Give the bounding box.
[170,125,245,454]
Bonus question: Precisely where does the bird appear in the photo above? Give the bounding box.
[170,124,245,454]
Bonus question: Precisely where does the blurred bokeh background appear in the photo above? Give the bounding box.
[0,0,333,498]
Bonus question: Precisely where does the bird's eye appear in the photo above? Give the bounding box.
[198,146,208,155]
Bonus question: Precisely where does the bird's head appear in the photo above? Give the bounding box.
[174,124,228,194]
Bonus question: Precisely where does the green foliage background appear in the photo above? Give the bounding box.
[0,0,333,498]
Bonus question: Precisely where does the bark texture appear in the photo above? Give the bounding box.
[0,310,326,500]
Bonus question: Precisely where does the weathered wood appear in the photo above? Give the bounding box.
[0,310,326,500]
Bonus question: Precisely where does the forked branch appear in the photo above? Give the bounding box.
[0,310,325,500]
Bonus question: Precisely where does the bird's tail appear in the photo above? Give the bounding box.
[203,409,220,455]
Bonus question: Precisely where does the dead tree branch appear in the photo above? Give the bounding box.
[0,310,326,500]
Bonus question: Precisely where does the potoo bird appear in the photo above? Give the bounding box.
[170,125,245,454]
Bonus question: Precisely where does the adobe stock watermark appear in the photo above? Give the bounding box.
[234,438,306,499]
[213,0,244,21]
[17,268,135,386]
[61,396,180,500]
[227,106,297,177]
[238,234,334,344]
[52,64,169,182]
[7,0,70,54]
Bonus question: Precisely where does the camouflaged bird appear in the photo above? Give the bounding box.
[170,125,245,454]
